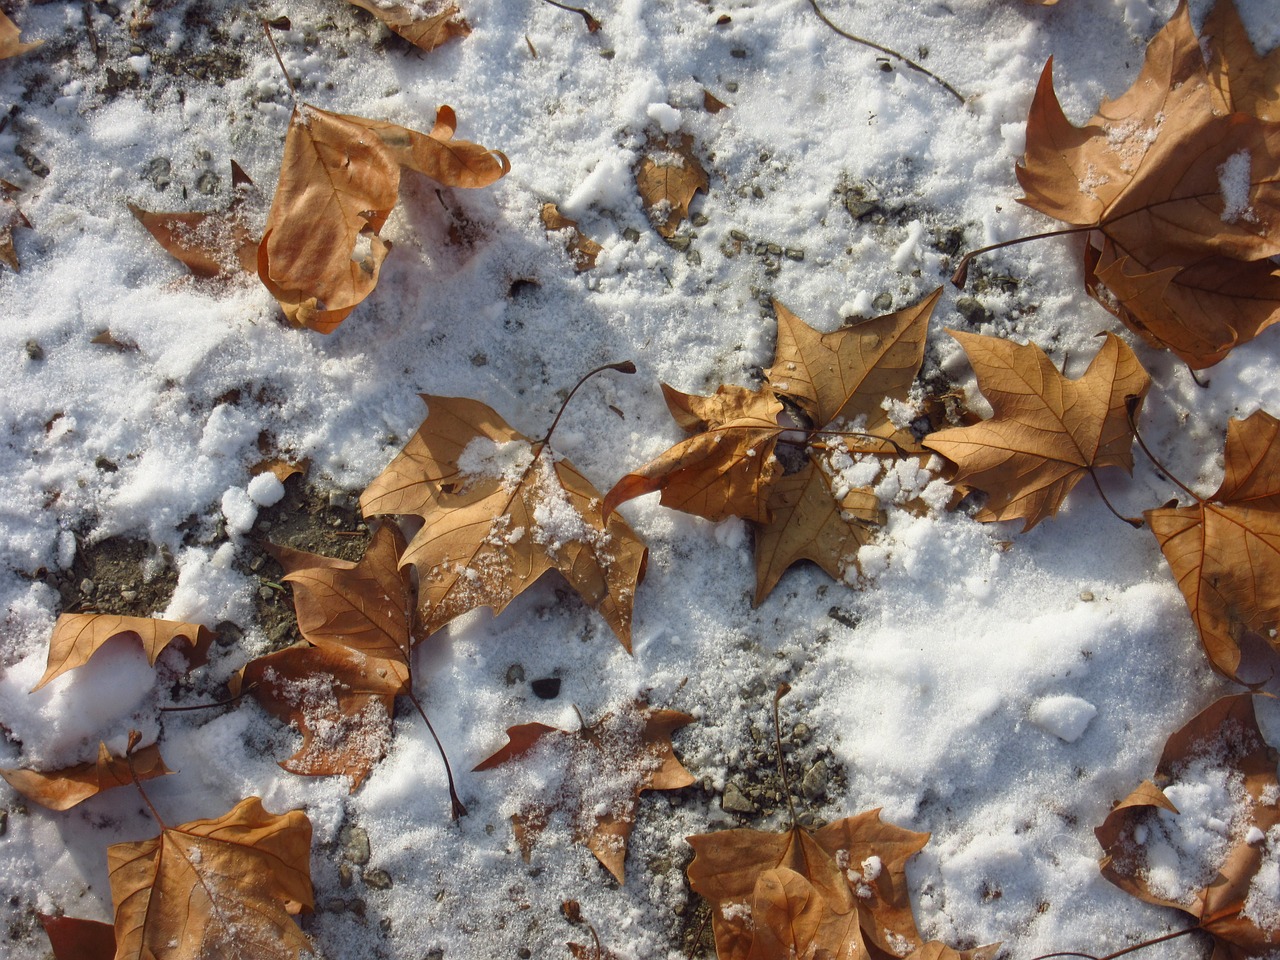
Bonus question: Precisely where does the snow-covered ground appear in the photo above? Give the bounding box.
[0,0,1276,957]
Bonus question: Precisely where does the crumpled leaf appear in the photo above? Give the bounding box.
[1096,694,1280,960]
[1015,1,1280,368]
[636,131,708,238]
[1146,410,1280,680]
[0,12,41,60]
[129,161,257,279]
[474,702,693,884]
[923,331,1151,532]
[541,202,603,270]
[258,103,509,332]
[360,394,647,649]
[33,614,214,692]
[347,0,470,53]
[687,809,929,960]
[107,796,314,960]
[1,741,171,811]
[39,913,115,960]
[1203,0,1280,121]
[0,179,31,271]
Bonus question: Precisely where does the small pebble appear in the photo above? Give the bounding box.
[24,340,43,361]
[79,578,95,596]
[668,235,690,251]
[729,229,748,241]
[955,296,993,326]
[724,81,739,92]
[721,781,757,814]
[801,759,829,801]
[120,589,139,603]
[784,248,804,261]
[363,869,393,890]
[195,171,219,195]
[505,663,525,685]
[325,897,347,913]
[751,185,764,199]
[872,292,894,311]
[249,555,265,572]
[339,863,353,888]
[258,586,274,601]
[343,826,371,865]
[426,950,445,960]
[686,249,702,266]
[1080,590,1095,602]
[766,243,781,255]
[792,722,812,743]
[730,49,747,59]
[692,214,709,227]
[518,950,532,960]
[623,227,640,242]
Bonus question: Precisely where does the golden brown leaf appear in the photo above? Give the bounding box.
[703,89,730,114]
[33,614,214,692]
[359,395,647,649]
[636,131,708,238]
[923,331,1151,531]
[474,702,694,884]
[0,742,171,812]
[0,12,41,60]
[1204,0,1280,120]
[347,0,471,53]
[107,796,313,960]
[0,179,31,271]
[258,103,509,332]
[1146,410,1280,680]
[1096,694,1280,960]
[39,914,115,960]
[250,455,308,483]
[541,202,603,270]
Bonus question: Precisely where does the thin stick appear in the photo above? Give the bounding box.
[1030,923,1204,960]
[1087,468,1143,528]
[540,0,601,33]
[263,21,298,102]
[159,684,257,712]
[685,909,713,959]
[807,0,964,105]
[125,732,167,829]
[771,683,800,828]
[1126,401,1201,502]
[951,224,1099,288]
[540,361,636,447]
[405,690,467,820]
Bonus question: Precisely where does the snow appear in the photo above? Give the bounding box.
[0,0,1276,958]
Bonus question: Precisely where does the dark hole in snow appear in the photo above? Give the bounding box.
[531,677,561,699]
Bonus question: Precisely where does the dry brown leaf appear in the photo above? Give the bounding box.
[636,131,708,238]
[258,103,509,332]
[33,613,214,691]
[0,742,171,811]
[1146,410,1280,680]
[923,331,1151,532]
[359,394,647,649]
[250,456,308,483]
[1015,2,1280,368]
[687,809,929,960]
[0,12,41,60]
[1204,0,1280,120]
[541,202,603,270]
[39,914,116,960]
[1096,694,1280,960]
[474,702,694,884]
[348,0,471,53]
[107,796,314,959]
[703,89,730,114]
[0,179,31,271]
[129,161,257,280]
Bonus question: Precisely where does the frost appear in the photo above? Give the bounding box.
[1218,150,1254,223]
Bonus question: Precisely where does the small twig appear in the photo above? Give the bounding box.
[1087,468,1143,528]
[124,731,167,828]
[1030,923,1205,960]
[540,0,601,33]
[82,2,103,64]
[1187,366,1211,389]
[405,690,467,820]
[1126,399,1201,502]
[952,224,1099,288]
[771,684,800,828]
[539,361,636,448]
[262,20,298,102]
[159,683,258,712]
[807,0,964,105]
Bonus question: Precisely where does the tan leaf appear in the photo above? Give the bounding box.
[636,131,708,238]
[107,797,314,960]
[33,614,214,691]
[359,395,647,649]
[1146,410,1280,680]
[541,202,603,270]
[0,12,41,60]
[0,179,31,271]
[250,456,308,483]
[1,742,171,812]
[347,0,471,53]
[748,867,865,960]
[39,914,116,960]
[703,89,730,114]
[474,702,694,884]
[258,103,509,332]
[923,331,1151,531]
[1204,0,1280,120]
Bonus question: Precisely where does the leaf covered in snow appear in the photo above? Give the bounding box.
[347,0,471,53]
[0,741,171,812]
[33,614,214,692]
[635,130,708,238]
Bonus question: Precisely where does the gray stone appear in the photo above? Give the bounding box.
[792,722,812,743]
[120,589,139,603]
[343,825,371,865]
[622,227,641,242]
[24,340,43,361]
[801,759,829,801]
[79,579,95,596]
[339,863,353,888]
[784,248,805,261]
[1079,590,1095,602]
[872,292,894,312]
[505,663,525,685]
[955,296,993,326]
[721,781,757,814]
[363,868,393,890]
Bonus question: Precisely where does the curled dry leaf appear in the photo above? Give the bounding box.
[347,0,471,53]
[1016,1,1280,368]
[923,331,1151,532]
[541,203,603,270]
[474,702,694,884]
[0,741,171,811]
[359,394,647,649]
[0,179,31,271]
[33,613,214,692]
[636,131,709,238]
[258,103,509,332]
[687,809,929,960]
[1203,0,1280,121]
[1146,410,1280,680]
[0,12,42,60]
[39,914,116,960]
[1096,694,1280,960]
[107,796,314,960]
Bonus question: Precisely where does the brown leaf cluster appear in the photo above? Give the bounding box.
[606,290,940,603]
[347,0,470,53]
[1016,0,1280,369]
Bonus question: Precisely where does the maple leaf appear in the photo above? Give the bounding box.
[1146,410,1280,680]
[107,796,314,960]
[922,331,1151,532]
[636,131,709,238]
[0,11,41,60]
[1010,1,1280,368]
[1203,0,1280,121]
[0,741,171,812]
[258,103,509,333]
[1096,694,1280,959]
[359,391,648,649]
[39,913,115,960]
[0,179,31,271]
[32,613,214,692]
[348,0,471,52]
[542,202,603,270]
[473,701,694,883]
[129,161,257,280]
[687,808,929,960]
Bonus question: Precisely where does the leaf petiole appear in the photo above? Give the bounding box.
[1125,398,1202,503]
[951,224,1099,288]
[539,360,636,448]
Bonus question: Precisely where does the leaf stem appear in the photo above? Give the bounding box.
[540,361,636,448]
[405,689,467,820]
[1086,468,1144,528]
[158,683,257,713]
[262,20,298,103]
[1125,400,1202,503]
[539,0,601,32]
[806,0,964,105]
[951,224,1099,288]
[1029,922,1205,960]
[771,683,800,829]
[124,731,167,829]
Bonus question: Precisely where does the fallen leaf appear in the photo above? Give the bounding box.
[348,0,471,52]
[1096,694,1280,959]
[703,89,729,114]
[636,131,709,238]
[359,394,648,649]
[89,329,138,352]
[251,455,308,483]
[0,12,42,60]
[1203,0,1280,120]
[474,701,694,883]
[107,796,313,959]
[923,331,1151,531]
[39,914,115,960]
[0,742,171,811]
[1015,2,1280,367]
[33,614,214,691]
[541,202,603,270]
[1146,410,1280,680]
[129,161,257,279]
[0,179,31,271]
[258,103,509,332]
[687,808,929,960]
